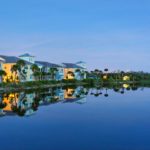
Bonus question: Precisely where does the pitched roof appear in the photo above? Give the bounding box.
[19,53,34,57]
[76,61,86,64]
[0,55,20,63]
[35,61,61,68]
[62,63,84,69]
[0,55,33,65]
[0,57,5,62]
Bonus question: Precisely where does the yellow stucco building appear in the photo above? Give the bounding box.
[62,63,86,80]
[2,63,19,82]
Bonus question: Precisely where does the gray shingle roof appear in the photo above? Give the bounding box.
[35,61,61,68]
[62,63,84,69]
[0,57,5,62]
[0,55,20,63]
[0,55,33,65]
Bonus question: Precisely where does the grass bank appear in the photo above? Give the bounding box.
[0,79,150,93]
[0,79,92,93]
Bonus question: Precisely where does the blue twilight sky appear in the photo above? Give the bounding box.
[0,0,150,71]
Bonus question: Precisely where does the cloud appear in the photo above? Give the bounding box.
[0,30,149,71]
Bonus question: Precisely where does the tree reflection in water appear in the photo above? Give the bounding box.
[0,84,140,117]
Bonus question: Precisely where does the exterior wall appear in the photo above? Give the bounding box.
[64,68,86,80]
[22,65,34,82]
[76,62,87,79]
[64,68,75,79]
[76,62,87,69]
[0,61,4,82]
[19,56,35,64]
[55,68,64,80]
[77,69,87,80]
[2,63,19,83]
[0,62,3,70]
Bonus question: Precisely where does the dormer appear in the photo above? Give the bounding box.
[76,61,87,69]
[19,53,35,64]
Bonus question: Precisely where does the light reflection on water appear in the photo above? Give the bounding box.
[0,85,150,150]
[0,84,143,117]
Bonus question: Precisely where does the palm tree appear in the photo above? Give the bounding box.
[104,68,108,72]
[31,64,39,72]
[75,69,85,79]
[49,68,58,80]
[11,64,19,82]
[103,68,109,80]
[11,60,26,82]
[16,60,26,81]
[75,69,81,73]
[67,71,75,79]
[0,70,6,82]
[93,69,101,82]
[31,64,40,80]
[120,71,125,80]
[84,71,89,78]
[17,60,25,70]
[99,70,103,79]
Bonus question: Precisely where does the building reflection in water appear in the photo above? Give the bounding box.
[0,84,140,117]
[0,86,89,117]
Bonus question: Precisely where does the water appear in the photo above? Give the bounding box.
[0,85,150,150]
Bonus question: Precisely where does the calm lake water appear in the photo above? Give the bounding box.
[0,85,150,150]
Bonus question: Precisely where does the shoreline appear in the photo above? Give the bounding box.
[0,80,150,93]
[0,82,88,93]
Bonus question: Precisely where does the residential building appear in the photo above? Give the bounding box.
[19,53,35,81]
[0,57,5,70]
[0,55,34,82]
[35,61,64,80]
[62,62,86,80]
[0,55,20,82]
[0,57,5,82]
[19,53,35,64]
[0,53,87,82]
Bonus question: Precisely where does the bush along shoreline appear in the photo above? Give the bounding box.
[0,79,89,93]
[0,77,150,93]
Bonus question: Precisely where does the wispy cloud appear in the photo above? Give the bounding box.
[0,29,149,71]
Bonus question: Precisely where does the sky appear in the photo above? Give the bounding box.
[0,0,150,71]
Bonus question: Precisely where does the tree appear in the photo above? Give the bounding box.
[0,70,6,82]
[31,64,39,72]
[16,60,26,81]
[49,68,58,80]
[17,60,26,70]
[11,64,19,82]
[75,69,85,79]
[11,60,27,82]
[103,68,109,80]
[104,68,108,72]
[31,64,41,80]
